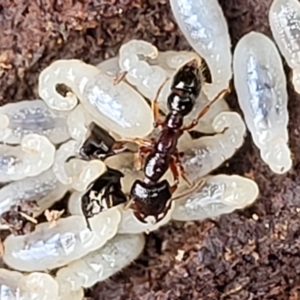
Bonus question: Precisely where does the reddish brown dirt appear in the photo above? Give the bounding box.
[1,0,300,299]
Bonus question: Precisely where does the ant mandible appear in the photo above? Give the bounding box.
[125,58,230,224]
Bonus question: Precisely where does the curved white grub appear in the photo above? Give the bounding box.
[56,234,145,290]
[81,66,153,139]
[170,0,232,100]
[0,269,60,300]
[172,175,259,221]
[233,31,292,174]
[0,134,55,183]
[3,208,121,272]
[179,112,246,187]
[40,58,146,138]
[0,99,70,145]
[118,39,169,101]
[38,59,99,111]
[0,170,68,226]
[269,0,300,93]
[64,158,107,192]
[97,56,120,77]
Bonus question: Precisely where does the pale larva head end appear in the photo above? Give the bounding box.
[222,175,259,208]
[261,139,292,174]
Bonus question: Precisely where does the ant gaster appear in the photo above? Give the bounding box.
[127,58,229,224]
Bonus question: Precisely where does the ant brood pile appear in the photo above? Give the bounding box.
[0,0,296,298]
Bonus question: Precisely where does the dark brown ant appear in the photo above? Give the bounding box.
[125,58,229,223]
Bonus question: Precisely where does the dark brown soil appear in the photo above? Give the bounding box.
[1,0,300,299]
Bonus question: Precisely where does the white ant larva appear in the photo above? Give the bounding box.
[3,207,121,272]
[0,268,84,300]
[178,112,246,188]
[233,31,292,174]
[39,59,154,139]
[118,40,169,101]
[172,174,259,221]
[269,0,300,94]
[0,134,55,183]
[0,99,70,145]
[56,234,145,291]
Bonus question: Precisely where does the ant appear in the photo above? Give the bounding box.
[124,58,230,224]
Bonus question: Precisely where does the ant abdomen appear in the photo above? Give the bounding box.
[167,59,203,117]
[171,59,203,95]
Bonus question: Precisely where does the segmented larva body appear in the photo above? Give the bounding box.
[118,39,169,101]
[0,100,70,145]
[3,208,121,272]
[39,60,154,139]
[0,268,84,300]
[172,175,259,221]
[269,0,300,94]
[233,31,292,174]
[178,112,246,188]
[56,234,145,291]
[0,134,55,183]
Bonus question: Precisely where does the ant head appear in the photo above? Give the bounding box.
[167,93,196,117]
[130,180,172,224]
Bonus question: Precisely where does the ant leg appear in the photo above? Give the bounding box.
[124,198,135,210]
[172,178,206,201]
[134,146,152,170]
[169,157,180,193]
[117,137,154,149]
[173,152,192,187]
[182,87,231,131]
[152,78,169,128]
[113,71,128,85]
